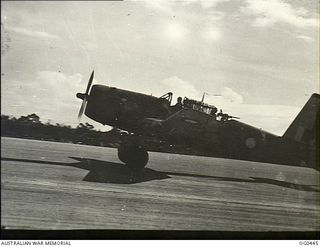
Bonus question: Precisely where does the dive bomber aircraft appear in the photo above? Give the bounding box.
[76,71,319,171]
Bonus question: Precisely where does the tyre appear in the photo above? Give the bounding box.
[118,143,149,171]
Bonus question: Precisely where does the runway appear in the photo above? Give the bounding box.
[1,137,319,231]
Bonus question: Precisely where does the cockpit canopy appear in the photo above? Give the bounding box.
[159,93,221,116]
[183,97,217,115]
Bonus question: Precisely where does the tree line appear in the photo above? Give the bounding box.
[1,113,122,147]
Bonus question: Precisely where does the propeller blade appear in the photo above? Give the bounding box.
[77,70,94,121]
[85,70,94,95]
[78,99,87,120]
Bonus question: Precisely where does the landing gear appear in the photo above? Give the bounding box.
[117,142,149,171]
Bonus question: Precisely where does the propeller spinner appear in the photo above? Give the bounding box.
[77,70,94,120]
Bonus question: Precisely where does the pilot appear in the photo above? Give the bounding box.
[210,107,218,119]
[172,97,183,111]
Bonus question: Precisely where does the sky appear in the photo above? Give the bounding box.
[1,0,319,135]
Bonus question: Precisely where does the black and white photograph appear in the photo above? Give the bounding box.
[1,0,319,240]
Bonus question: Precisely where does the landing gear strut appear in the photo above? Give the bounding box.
[117,141,149,171]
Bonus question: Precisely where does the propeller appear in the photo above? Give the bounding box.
[77,70,94,120]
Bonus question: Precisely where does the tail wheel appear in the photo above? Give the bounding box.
[118,142,149,171]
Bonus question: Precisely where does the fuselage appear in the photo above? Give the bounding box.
[77,84,319,170]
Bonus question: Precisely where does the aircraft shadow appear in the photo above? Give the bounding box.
[249,177,320,193]
[70,157,170,184]
[1,157,319,192]
[1,157,169,184]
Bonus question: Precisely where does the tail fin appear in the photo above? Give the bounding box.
[283,93,319,149]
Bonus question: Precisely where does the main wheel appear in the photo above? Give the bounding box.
[118,142,149,171]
